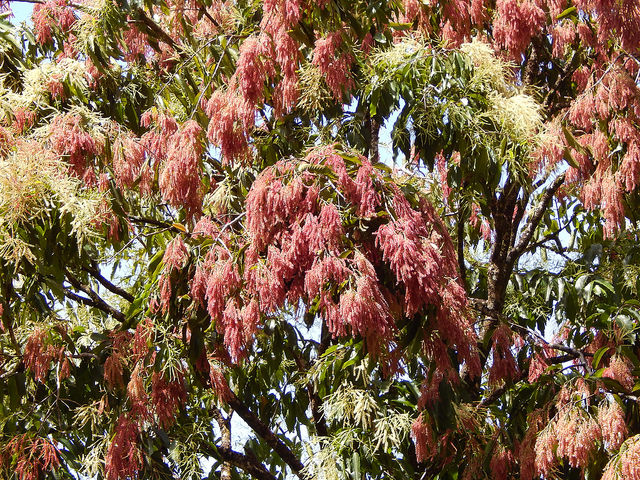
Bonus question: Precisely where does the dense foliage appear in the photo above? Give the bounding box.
[1,0,640,478]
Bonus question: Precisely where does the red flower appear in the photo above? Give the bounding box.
[105,415,143,480]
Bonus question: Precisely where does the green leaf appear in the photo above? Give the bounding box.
[352,451,361,480]
[592,347,609,369]
[556,6,577,20]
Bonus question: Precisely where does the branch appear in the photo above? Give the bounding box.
[456,208,466,285]
[470,302,594,367]
[525,198,576,255]
[227,392,305,477]
[127,215,188,236]
[507,173,566,265]
[477,371,526,408]
[258,109,272,132]
[133,8,178,51]
[189,38,237,120]
[510,323,594,374]
[83,262,134,303]
[64,271,127,322]
[2,279,21,354]
[212,408,233,480]
[546,342,594,370]
[369,114,380,163]
[291,333,329,437]
[216,447,278,480]
[199,6,220,29]
[547,354,583,364]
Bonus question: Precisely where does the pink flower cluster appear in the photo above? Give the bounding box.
[105,415,143,480]
[490,446,515,480]
[162,236,188,271]
[541,63,640,237]
[112,134,145,190]
[493,0,545,59]
[488,323,519,386]
[411,414,436,463]
[376,191,480,384]
[151,371,187,428]
[204,89,254,162]
[159,120,204,218]
[575,0,640,53]
[201,0,306,161]
[2,435,60,480]
[312,31,354,101]
[441,0,475,46]
[531,386,627,477]
[32,0,75,45]
[603,355,635,391]
[49,113,102,179]
[242,152,398,355]
[599,400,628,451]
[188,146,478,387]
[603,435,640,480]
[23,328,67,383]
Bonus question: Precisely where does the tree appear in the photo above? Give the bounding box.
[0,0,639,478]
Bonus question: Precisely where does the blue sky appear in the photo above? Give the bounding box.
[11,2,33,24]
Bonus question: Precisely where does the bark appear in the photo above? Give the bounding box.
[216,447,278,480]
[227,392,305,477]
[212,408,233,480]
[83,261,134,302]
[369,115,380,164]
[64,270,127,322]
[456,207,467,286]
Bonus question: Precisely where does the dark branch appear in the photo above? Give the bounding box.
[199,6,221,28]
[507,173,566,265]
[477,372,526,408]
[216,447,278,480]
[64,271,127,322]
[127,215,188,236]
[127,215,173,229]
[369,115,380,163]
[227,392,305,477]
[547,354,583,364]
[546,342,594,361]
[456,208,466,285]
[133,8,179,51]
[212,408,233,480]
[83,262,134,303]
[525,212,574,255]
[291,332,329,438]
[2,278,21,354]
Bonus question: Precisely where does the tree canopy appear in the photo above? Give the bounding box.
[1,0,640,478]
